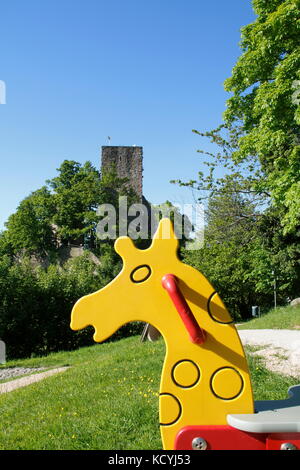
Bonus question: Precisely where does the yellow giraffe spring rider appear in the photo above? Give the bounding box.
[70,218,300,450]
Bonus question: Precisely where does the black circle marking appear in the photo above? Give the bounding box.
[130,264,152,283]
[171,359,201,389]
[207,291,233,324]
[210,367,244,400]
[159,393,182,426]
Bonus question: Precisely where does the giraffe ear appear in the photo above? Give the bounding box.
[114,236,136,259]
[151,218,179,252]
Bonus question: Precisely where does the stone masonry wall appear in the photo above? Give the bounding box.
[101,146,143,199]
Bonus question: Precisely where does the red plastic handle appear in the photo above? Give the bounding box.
[162,274,206,345]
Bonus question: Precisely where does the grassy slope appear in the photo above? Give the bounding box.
[0,332,299,450]
[238,305,300,330]
[0,338,163,450]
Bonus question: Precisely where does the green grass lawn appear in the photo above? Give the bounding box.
[0,337,163,450]
[238,304,300,330]
[0,333,299,450]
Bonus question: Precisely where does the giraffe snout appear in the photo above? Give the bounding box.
[70,297,91,331]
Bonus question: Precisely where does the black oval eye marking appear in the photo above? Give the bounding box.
[130,265,152,283]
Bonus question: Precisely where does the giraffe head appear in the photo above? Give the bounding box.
[71,217,231,344]
[71,218,185,342]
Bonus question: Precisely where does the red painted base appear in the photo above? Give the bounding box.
[175,425,300,450]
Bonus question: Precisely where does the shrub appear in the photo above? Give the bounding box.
[0,253,142,360]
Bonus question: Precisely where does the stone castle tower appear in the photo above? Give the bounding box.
[101,146,143,199]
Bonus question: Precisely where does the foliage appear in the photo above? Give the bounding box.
[3,160,137,257]
[173,0,300,317]
[47,160,102,243]
[4,187,56,256]
[0,252,141,360]
[223,0,300,233]
[183,190,269,319]
[183,185,300,320]
[173,131,267,318]
[0,254,93,359]
[49,160,138,245]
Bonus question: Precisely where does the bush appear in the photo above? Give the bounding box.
[0,252,142,360]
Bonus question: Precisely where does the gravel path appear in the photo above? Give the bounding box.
[238,329,300,378]
[0,367,69,394]
[0,367,47,381]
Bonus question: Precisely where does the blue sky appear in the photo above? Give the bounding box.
[0,0,255,230]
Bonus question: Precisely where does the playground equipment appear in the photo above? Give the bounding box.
[70,218,300,450]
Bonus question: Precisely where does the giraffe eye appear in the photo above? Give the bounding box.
[130,265,151,283]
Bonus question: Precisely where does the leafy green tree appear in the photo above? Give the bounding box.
[250,207,300,300]
[174,0,300,232]
[173,0,300,314]
[183,188,266,319]
[5,187,56,256]
[48,160,104,244]
[223,0,300,233]
[46,160,139,249]
[182,182,300,319]
[2,160,138,257]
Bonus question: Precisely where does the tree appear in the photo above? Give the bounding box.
[47,160,139,248]
[172,0,300,312]
[5,187,56,256]
[2,160,138,257]
[182,185,300,319]
[175,125,300,312]
[183,188,265,319]
[223,0,300,233]
[174,1,300,229]
[48,160,104,245]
